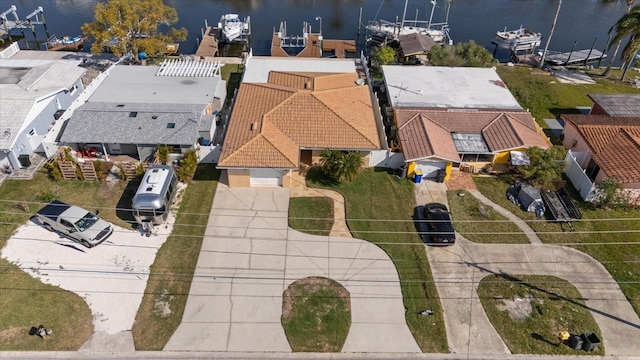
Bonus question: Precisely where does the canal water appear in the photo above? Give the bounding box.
[0,0,632,63]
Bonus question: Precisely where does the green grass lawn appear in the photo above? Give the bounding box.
[281,277,350,352]
[474,176,640,318]
[477,274,604,355]
[0,170,136,350]
[495,65,640,125]
[306,167,448,353]
[447,190,529,244]
[288,197,334,236]
[132,164,219,350]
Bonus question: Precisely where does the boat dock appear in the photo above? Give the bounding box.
[271,21,355,58]
[545,49,606,66]
[195,26,220,58]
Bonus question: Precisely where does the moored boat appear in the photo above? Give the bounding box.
[219,14,247,42]
[365,0,452,45]
[492,26,542,49]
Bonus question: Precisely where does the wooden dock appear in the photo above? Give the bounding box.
[195,26,220,58]
[545,49,606,66]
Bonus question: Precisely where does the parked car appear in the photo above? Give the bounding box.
[35,200,113,248]
[417,203,456,245]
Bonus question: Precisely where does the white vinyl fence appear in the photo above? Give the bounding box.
[564,150,596,201]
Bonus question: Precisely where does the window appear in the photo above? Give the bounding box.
[586,159,600,182]
[60,219,74,229]
[68,85,77,95]
[129,112,138,118]
[167,122,175,129]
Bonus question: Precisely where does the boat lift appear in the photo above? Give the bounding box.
[0,5,50,48]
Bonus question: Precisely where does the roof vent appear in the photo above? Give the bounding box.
[152,115,158,119]
[250,122,257,131]
[116,104,125,107]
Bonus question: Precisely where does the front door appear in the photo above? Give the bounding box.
[108,143,122,154]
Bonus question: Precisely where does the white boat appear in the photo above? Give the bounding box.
[365,0,452,44]
[492,26,542,49]
[219,14,246,42]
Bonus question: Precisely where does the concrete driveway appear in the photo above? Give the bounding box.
[418,179,640,356]
[165,184,420,352]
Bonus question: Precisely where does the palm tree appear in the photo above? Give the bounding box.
[319,149,363,183]
[335,151,364,183]
[609,3,640,80]
[539,0,563,68]
[603,0,636,76]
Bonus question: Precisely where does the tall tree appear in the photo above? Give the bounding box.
[603,0,635,76]
[82,0,187,60]
[539,0,563,68]
[608,3,640,80]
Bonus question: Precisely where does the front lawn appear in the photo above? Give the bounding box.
[474,176,640,317]
[447,190,529,243]
[306,167,448,353]
[132,164,219,350]
[288,197,334,236]
[0,170,134,350]
[478,274,604,355]
[495,65,640,125]
[281,277,350,352]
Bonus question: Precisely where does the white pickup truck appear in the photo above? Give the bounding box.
[35,200,114,248]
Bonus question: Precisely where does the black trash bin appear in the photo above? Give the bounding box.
[569,334,583,350]
[18,154,31,168]
[581,332,601,352]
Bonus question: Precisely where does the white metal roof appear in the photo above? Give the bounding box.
[382,66,523,110]
[242,56,356,83]
[88,64,224,105]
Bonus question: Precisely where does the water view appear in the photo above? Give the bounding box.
[0,0,632,62]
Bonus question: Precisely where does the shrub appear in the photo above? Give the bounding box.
[176,149,198,182]
[156,144,170,165]
[36,190,58,203]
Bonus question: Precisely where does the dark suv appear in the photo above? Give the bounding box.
[420,203,456,245]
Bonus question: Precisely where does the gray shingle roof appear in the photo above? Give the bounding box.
[60,102,203,145]
[588,94,640,117]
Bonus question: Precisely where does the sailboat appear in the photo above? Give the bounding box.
[366,0,452,44]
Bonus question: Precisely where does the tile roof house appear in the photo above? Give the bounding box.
[218,57,384,187]
[0,47,86,171]
[381,66,550,178]
[561,115,640,200]
[587,94,640,117]
[60,60,226,163]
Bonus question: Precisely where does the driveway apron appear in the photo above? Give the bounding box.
[427,237,640,356]
[165,184,419,352]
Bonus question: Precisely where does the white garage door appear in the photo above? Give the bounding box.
[417,161,447,178]
[250,168,283,186]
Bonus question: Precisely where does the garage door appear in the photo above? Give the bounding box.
[250,168,283,186]
[417,161,447,178]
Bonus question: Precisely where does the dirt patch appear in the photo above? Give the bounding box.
[497,294,542,320]
[0,327,28,343]
[96,180,118,199]
[446,170,477,191]
[153,289,173,318]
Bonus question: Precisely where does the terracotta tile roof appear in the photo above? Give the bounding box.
[562,115,640,184]
[218,71,381,168]
[396,109,549,162]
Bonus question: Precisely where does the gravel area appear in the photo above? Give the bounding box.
[1,214,174,334]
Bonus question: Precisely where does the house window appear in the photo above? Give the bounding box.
[586,159,600,182]
[461,153,493,162]
[168,145,182,154]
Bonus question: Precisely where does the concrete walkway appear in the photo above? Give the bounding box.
[427,238,640,356]
[468,189,542,245]
[165,183,419,352]
[290,171,352,238]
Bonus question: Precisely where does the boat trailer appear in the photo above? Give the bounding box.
[540,187,582,232]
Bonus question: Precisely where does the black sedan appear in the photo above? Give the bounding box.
[415,203,456,245]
